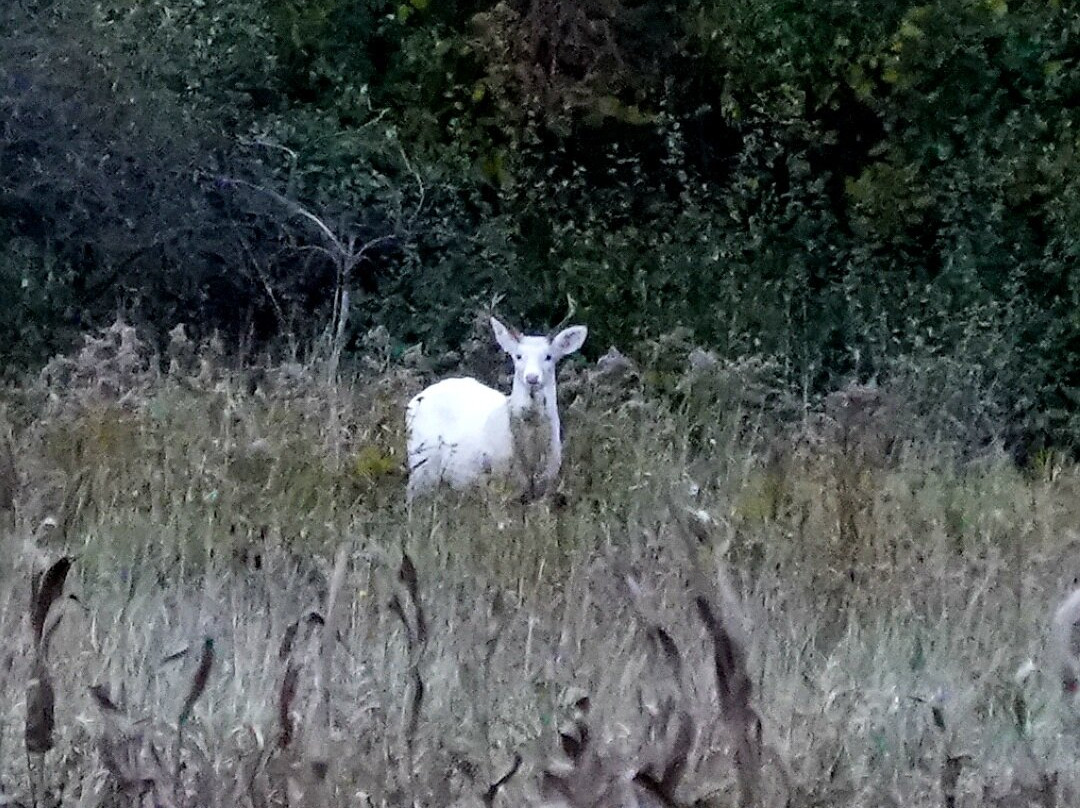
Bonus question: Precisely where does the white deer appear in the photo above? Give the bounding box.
[405,317,588,502]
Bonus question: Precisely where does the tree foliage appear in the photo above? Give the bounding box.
[2,0,1079,452]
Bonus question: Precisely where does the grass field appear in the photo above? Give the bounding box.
[1,321,1079,807]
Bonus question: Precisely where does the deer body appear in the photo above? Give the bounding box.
[405,318,587,502]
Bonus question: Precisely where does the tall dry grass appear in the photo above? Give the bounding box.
[1,319,1080,806]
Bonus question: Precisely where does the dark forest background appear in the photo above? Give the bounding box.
[3,0,1079,454]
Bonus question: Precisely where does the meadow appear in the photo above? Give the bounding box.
[1,319,1079,807]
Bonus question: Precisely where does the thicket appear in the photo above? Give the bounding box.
[2,0,1079,453]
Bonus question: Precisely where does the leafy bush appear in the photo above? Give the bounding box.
[3,0,1080,452]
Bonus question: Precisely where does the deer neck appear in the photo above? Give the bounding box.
[508,379,562,482]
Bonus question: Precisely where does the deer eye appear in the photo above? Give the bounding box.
[515,354,522,360]
[545,354,552,361]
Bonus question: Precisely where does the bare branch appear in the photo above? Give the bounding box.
[226,177,345,254]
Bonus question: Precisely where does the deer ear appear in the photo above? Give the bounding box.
[491,317,520,354]
[551,325,587,359]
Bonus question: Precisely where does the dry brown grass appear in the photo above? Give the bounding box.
[1,320,1080,806]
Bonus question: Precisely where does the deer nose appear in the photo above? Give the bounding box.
[525,372,540,386]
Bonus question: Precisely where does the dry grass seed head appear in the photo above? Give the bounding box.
[0,426,16,516]
[1050,587,1080,694]
[30,556,72,647]
[25,657,56,754]
[178,637,215,726]
[667,496,764,808]
[279,662,301,750]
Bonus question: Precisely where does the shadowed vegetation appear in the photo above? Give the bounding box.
[3,0,1080,454]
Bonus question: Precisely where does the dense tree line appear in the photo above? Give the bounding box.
[2,0,1079,452]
